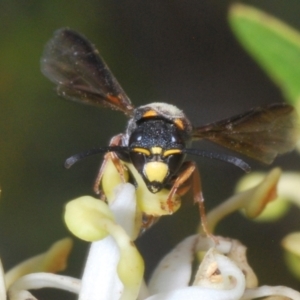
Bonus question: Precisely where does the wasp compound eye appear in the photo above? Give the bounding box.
[165,152,185,175]
[129,150,147,176]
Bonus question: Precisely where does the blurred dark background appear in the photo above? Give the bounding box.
[1,0,300,298]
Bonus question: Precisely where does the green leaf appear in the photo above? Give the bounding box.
[229,4,300,104]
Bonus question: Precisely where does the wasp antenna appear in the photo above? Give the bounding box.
[64,146,128,169]
[184,149,251,173]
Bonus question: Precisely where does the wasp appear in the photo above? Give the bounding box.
[41,28,299,233]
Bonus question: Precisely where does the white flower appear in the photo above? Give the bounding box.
[62,178,300,300]
[1,238,79,300]
[237,169,300,281]
[3,170,300,299]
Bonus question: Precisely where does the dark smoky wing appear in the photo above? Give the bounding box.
[41,28,134,116]
[192,103,300,164]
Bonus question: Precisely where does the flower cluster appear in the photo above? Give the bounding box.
[2,167,300,300]
[237,169,300,283]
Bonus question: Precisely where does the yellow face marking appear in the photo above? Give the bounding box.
[151,147,163,155]
[174,118,185,130]
[132,147,151,156]
[163,149,182,157]
[142,110,158,118]
[144,162,169,183]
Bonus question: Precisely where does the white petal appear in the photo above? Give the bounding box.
[110,183,140,240]
[5,238,73,288]
[242,285,300,300]
[146,250,245,300]
[148,235,198,294]
[79,236,123,300]
[145,285,239,300]
[148,234,235,295]
[79,183,143,300]
[137,280,151,300]
[0,259,6,300]
[8,273,80,294]
[8,290,37,300]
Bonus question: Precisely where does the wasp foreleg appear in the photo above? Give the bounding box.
[167,161,214,239]
[93,133,128,196]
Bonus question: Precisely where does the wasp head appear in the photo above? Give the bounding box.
[128,118,186,193]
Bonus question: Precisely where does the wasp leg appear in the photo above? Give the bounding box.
[166,161,195,211]
[167,161,214,239]
[93,133,127,195]
[141,214,159,231]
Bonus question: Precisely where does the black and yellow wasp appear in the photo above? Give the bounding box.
[41,28,299,231]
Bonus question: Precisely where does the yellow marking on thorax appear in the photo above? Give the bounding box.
[142,110,158,118]
[163,149,182,157]
[174,118,185,130]
[144,161,168,183]
[151,147,163,155]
